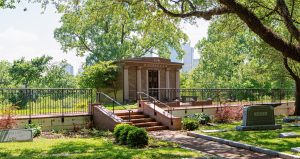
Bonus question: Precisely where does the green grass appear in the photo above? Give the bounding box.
[197,119,300,155]
[0,136,202,159]
[104,104,138,111]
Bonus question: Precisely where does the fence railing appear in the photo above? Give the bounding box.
[96,92,133,122]
[0,88,93,118]
[137,92,174,125]
[148,88,295,105]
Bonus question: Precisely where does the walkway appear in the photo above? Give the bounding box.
[149,130,282,159]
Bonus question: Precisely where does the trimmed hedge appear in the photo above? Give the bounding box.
[119,125,136,145]
[113,124,130,143]
[127,128,148,147]
[182,118,199,131]
[113,124,149,147]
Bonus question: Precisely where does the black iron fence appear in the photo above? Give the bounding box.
[0,88,93,117]
[149,88,295,104]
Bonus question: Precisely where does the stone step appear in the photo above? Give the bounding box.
[118,114,149,120]
[133,122,161,127]
[115,111,142,116]
[125,118,155,123]
[146,125,169,131]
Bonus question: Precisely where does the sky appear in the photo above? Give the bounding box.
[0,2,209,74]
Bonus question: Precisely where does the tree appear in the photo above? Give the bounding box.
[42,61,77,88]
[54,0,188,65]
[185,18,294,89]
[151,0,300,115]
[79,61,119,98]
[0,61,13,87]
[9,55,52,88]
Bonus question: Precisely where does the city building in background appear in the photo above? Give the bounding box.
[170,44,199,72]
[65,63,74,76]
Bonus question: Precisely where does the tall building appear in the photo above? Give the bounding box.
[65,64,74,76]
[170,44,199,72]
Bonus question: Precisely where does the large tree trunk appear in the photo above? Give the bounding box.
[294,80,300,115]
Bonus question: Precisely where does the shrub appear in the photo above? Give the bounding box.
[127,128,148,147]
[0,106,17,129]
[182,118,199,130]
[214,105,243,123]
[25,123,41,137]
[119,125,136,145]
[186,113,210,125]
[113,124,131,143]
[7,90,29,109]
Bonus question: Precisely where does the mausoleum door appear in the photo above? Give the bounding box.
[148,70,159,99]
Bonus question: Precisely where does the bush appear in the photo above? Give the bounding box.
[25,123,41,137]
[214,105,243,123]
[8,90,29,109]
[127,128,148,147]
[0,106,17,129]
[113,124,132,143]
[186,113,210,125]
[182,118,199,130]
[119,125,136,145]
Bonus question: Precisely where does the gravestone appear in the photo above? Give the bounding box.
[279,132,300,138]
[291,147,300,153]
[236,105,282,131]
[0,129,33,142]
[201,129,227,133]
[283,116,300,123]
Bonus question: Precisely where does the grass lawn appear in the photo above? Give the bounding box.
[196,119,300,155]
[105,104,138,111]
[0,133,203,159]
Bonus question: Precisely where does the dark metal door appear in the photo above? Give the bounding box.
[148,70,159,98]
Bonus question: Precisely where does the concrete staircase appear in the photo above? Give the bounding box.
[115,111,168,131]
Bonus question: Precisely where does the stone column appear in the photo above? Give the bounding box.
[175,68,180,89]
[175,68,180,99]
[137,66,142,93]
[146,69,148,93]
[166,68,170,88]
[166,68,170,100]
[124,66,129,102]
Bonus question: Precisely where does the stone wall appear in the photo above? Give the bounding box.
[171,102,295,118]
[139,101,181,130]
[92,105,122,131]
[15,115,91,131]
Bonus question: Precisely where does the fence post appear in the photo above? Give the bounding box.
[28,89,32,124]
[61,89,64,123]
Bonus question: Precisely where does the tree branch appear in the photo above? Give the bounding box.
[218,0,300,62]
[283,57,300,80]
[277,0,300,43]
[154,0,232,20]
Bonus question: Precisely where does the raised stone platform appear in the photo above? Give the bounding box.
[236,125,282,131]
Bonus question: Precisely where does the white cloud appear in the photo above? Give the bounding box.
[0,27,38,43]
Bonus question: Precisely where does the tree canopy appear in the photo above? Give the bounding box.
[9,55,52,88]
[54,0,188,65]
[79,61,119,97]
[181,17,294,89]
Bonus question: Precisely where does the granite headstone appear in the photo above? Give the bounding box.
[0,129,33,142]
[236,105,282,131]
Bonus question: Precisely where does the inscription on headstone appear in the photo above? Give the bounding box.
[237,105,282,131]
[0,129,33,142]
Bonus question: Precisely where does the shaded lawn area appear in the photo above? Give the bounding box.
[105,104,138,111]
[197,119,300,155]
[0,137,203,159]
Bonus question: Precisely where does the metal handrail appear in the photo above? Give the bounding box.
[137,92,174,125]
[97,92,133,122]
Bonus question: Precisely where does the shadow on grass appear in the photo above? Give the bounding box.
[0,138,200,159]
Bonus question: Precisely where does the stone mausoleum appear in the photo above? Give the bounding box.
[116,57,182,103]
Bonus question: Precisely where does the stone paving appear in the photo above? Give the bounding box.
[149,130,282,159]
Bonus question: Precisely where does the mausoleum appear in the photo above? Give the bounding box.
[116,57,183,103]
